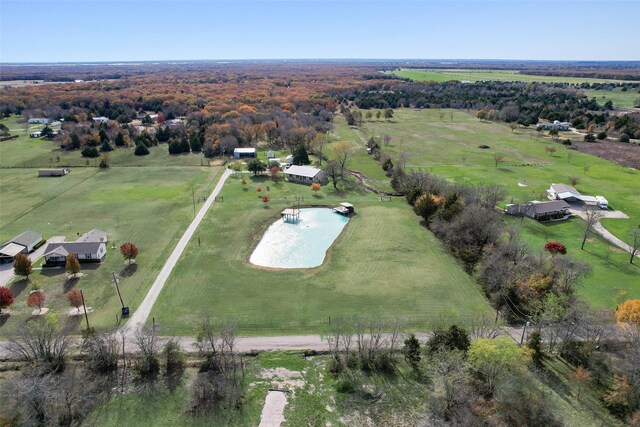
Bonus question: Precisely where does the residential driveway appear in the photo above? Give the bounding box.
[123,168,233,336]
[568,207,637,259]
[0,236,65,286]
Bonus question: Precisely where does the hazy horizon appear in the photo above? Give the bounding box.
[1,1,639,63]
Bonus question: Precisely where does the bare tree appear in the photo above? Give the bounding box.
[134,325,160,377]
[7,316,70,374]
[581,209,603,250]
[82,331,119,373]
[569,176,579,187]
[493,153,505,168]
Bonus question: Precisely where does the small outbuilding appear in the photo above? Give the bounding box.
[30,131,42,138]
[38,168,70,177]
[92,116,109,123]
[267,150,275,159]
[233,147,256,159]
[28,118,51,124]
[284,165,325,185]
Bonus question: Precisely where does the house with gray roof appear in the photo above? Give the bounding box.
[44,241,106,264]
[76,229,108,243]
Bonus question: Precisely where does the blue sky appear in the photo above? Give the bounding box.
[1,1,638,63]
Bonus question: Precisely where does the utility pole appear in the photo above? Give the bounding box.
[520,319,531,345]
[113,272,129,317]
[80,289,90,330]
[192,186,196,218]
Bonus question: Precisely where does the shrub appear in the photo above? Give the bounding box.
[163,340,185,374]
[427,325,471,354]
[81,146,99,158]
[584,133,597,142]
[327,355,344,375]
[544,241,567,255]
[597,131,608,140]
[562,139,572,146]
[405,188,423,206]
[134,143,149,156]
[620,134,630,143]
[335,378,355,394]
[168,140,182,154]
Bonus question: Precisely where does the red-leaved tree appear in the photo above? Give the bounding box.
[544,241,567,255]
[67,289,83,313]
[0,287,14,314]
[120,242,139,265]
[27,291,45,314]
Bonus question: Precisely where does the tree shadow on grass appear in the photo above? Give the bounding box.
[9,278,30,298]
[61,314,81,335]
[0,314,10,328]
[63,278,78,294]
[119,263,138,278]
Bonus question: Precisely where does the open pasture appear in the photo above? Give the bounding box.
[335,109,640,308]
[390,68,640,84]
[150,175,491,335]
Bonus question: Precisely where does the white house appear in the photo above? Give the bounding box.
[284,165,325,185]
[92,116,109,123]
[233,147,256,159]
[28,118,51,124]
[537,120,571,131]
[30,131,42,138]
[43,242,107,264]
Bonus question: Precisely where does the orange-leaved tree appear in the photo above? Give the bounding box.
[310,182,321,192]
[67,289,83,313]
[616,299,640,325]
[66,253,81,276]
[27,290,45,314]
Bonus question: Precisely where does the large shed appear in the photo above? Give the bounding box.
[233,148,256,159]
[11,231,43,253]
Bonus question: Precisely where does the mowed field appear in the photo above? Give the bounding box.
[389,68,640,84]
[150,174,491,335]
[0,117,222,337]
[333,110,640,308]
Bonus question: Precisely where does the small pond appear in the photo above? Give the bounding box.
[249,208,349,269]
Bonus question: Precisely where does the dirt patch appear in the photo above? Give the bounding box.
[572,140,640,169]
[259,368,306,389]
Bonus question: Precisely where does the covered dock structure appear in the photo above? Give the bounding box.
[332,202,355,216]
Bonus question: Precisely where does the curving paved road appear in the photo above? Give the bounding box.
[123,168,233,335]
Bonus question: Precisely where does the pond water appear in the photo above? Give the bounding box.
[249,208,349,269]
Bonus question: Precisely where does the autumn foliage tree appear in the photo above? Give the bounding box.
[120,242,139,265]
[65,253,81,276]
[13,253,32,278]
[571,366,591,399]
[261,195,270,207]
[0,287,14,314]
[616,299,640,325]
[27,291,45,314]
[544,241,567,255]
[66,289,83,314]
[310,182,321,192]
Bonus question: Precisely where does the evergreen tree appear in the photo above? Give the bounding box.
[293,145,310,165]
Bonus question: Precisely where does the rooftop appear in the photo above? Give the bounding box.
[12,230,42,247]
[284,165,322,178]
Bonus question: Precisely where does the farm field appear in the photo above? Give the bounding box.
[586,88,640,109]
[150,174,491,336]
[0,121,223,337]
[334,109,640,308]
[389,68,640,84]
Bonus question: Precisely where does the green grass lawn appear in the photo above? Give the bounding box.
[0,166,222,337]
[390,68,640,84]
[585,88,640,109]
[150,174,491,335]
[334,109,640,309]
